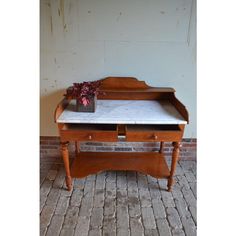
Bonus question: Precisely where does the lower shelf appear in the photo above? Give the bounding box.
[70,152,170,179]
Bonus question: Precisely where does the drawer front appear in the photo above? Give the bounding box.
[60,130,118,142]
[126,131,183,142]
[126,124,184,142]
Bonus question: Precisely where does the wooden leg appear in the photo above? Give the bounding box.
[178,143,182,161]
[75,141,79,156]
[60,142,72,191]
[159,141,164,153]
[167,142,180,192]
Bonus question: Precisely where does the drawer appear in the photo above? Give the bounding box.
[60,124,118,142]
[126,124,183,142]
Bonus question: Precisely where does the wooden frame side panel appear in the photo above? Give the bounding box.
[169,93,189,123]
[54,97,71,123]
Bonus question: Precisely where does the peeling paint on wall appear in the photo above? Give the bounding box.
[60,0,66,30]
[187,0,194,46]
[50,15,53,34]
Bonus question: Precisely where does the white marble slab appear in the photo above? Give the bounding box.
[57,100,187,124]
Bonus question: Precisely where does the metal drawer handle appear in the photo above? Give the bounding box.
[88,135,92,140]
[153,134,158,140]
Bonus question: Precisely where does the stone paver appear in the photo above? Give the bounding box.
[70,189,83,207]
[117,228,130,236]
[130,217,144,236]
[40,160,197,236]
[189,206,197,225]
[141,207,156,229]
[181,217,197,236]
[88,228,102,236]
[174,198,191,219]
[104,199,116,218]
[54,196,70,216]
[160,190,175,208]
[145,228,160,236]
[103,216,116,236]
[45,215,64,236]
[181,186,196,207]
[156,218,172,236]
[139,190,152,207]
[46,188,60,206]
[172,228,185,236]
[40,179,53,212]
[79,195,93,217]
[53,167,66,188]
[59,227,74,236]
[93,189,105,207]
[74,178,85,190]
[128,188,142,218]
[74,216,90,236]
[166,207,182,230]
[189,182,197,199]
[63,206,80,228]
[90,207,103,229]
[117,171,128,189]
[40,205,55,236]
[147,175,162,199]
[152,199,166,219]
[117,205,129,229]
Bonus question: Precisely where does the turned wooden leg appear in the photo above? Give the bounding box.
[178,143,182,161]
[159,141,164,153]
[167,142,180,191]
[60,142,72,191]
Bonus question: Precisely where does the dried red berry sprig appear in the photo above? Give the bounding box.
[65,80,101,106]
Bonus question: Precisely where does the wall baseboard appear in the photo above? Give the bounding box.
[40,136,196,161]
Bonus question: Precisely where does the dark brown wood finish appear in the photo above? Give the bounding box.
[54,77,188,191]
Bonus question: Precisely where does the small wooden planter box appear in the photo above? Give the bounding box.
[76,96,97,112]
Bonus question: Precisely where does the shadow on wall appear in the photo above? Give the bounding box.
[40,89,65,136]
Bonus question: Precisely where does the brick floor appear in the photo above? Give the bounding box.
[40,158,196,236]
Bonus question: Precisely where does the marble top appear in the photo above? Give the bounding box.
[57,100,187,124]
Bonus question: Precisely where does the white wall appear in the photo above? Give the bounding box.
[40,0,196,138]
